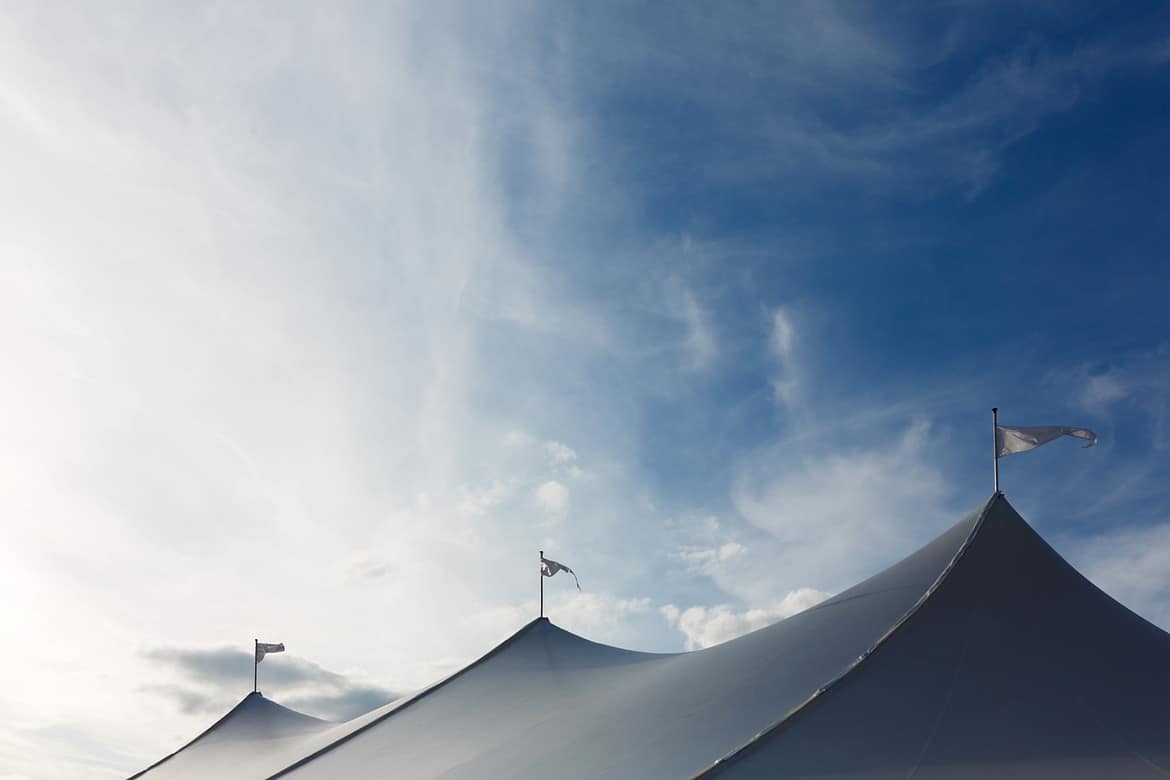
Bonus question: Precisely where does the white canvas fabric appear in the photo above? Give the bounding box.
[996,424,1097,457]
[701,497,1170,779]
[128,693,335,780]
[540,556,580,590]
[256,642,285,663]
[132,496,1170,780]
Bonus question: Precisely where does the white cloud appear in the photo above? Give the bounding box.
[1081,373,1129,406]
[767,306,800,407]
[2,4,1153,777]
[1068,344,1170,451]
[674,541,747,576]
[554,593,654,632]
[503,432,586,476]
[141,645,397,722]
[1078,347,1170,411]
[611,10,1167,195]
[717,541,746,560]
[770,307,796,359]
[535,480,570,514]
[456,480,514,517]
[544,440,578,465]
[661,588,829,650]
[771,378,800,408]
[1066,521,1170,629]
[505,430,537,448]
[682,289,717,370]
[473,592,655,642]
[0,5,626,774]
[565,463,590,481]
[723,421,954,604]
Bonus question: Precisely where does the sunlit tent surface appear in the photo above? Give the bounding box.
[131,495,1170,779]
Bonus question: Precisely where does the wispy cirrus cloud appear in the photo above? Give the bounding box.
[680,288,718,371]
[1067,520,1170,629]
[4,2,1170,778]
[561,4,1170,196]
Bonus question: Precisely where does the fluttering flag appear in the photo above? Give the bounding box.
[995,425,1098,457]
[255,642,285,664]
[541,556,581,590]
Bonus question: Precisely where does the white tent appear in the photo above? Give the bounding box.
[131,495,1170,779]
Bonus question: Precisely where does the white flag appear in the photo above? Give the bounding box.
[541,556,581,591]
[256,642,284,664]
[996,425,1098,457]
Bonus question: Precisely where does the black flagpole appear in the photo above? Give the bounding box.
[992,407,1000,494]
[539,550,544,619]
[253,638,258,693]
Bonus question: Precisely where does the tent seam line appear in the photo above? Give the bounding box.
[262,618,548,780]
[905,599,978,779]
[687,493,1000,780]
[126,691,264,779]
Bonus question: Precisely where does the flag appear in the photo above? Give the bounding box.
[256,642,285,663]
[541,556,581,590]
[995,425,1098,458]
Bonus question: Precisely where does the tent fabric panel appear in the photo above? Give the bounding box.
[131,693,334,780]
[705,498,1170,779]
[279,507,982,780]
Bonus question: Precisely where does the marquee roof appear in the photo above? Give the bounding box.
[132,494,1170,779]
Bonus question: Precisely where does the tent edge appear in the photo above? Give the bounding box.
[126,691,263,780]
[687,492,1003,779]
[263,617,549,780]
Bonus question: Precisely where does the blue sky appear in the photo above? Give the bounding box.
[2,2,1169,777]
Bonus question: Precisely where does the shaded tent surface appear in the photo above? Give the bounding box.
[704,495,1170,779]
[128,683,424,779]
[128,691,331,779]
[130,495,1170,779]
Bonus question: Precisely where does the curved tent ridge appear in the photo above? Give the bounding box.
[276,503,984,780]
[133,495,1042,780]
[689,492,1001,779]
[128,694,254,779]
[128,495,1170,778]
[267,617,580,778]
[128,692,330,779]
[696,495,1170,777]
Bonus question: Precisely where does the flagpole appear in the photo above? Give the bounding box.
[253,638,258,694]
[992,407,1000,494]
[539,550,544,619]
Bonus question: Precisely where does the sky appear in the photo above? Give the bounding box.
[1,2,1169,777]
